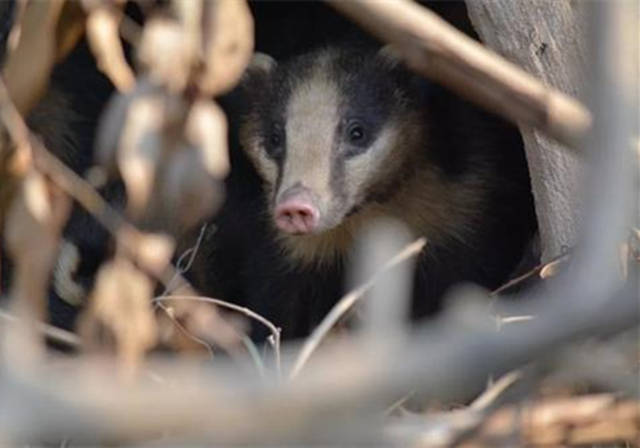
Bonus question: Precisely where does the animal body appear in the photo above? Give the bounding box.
[193,45,537,341]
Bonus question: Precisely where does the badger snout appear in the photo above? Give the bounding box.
[274,185,320,234]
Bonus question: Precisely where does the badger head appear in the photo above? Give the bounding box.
[239,47,431,264]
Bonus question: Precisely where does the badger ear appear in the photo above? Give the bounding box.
[378,45,432,104]
[241,52,277,88]
[377,45,404,67]
[248,52,277,74]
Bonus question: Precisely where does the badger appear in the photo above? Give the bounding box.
[194,45,537,340]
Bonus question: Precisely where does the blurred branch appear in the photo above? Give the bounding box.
[289,236,426,379]
[2,0,65,114]
[0,283,636,444]
[326,0,591,148]
[0,307,81,348]
[85,3,135,92]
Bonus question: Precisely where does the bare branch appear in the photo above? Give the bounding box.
[326,0,592,148]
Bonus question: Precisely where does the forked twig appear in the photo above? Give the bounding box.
[154,300,215,360]
[153,295,282,378]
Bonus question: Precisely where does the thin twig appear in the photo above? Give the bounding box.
[153,295,282,378]
[470,370,523,411]
[161,223,208,296]
[289,237,427,379]
[384,390,416,416]
[155,298,267,377]
[154,301,215,360]
[0,308,81,349]
[496,315,536,329]
[490,252,570,297]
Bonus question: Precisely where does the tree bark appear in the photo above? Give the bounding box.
[467,1,587,261]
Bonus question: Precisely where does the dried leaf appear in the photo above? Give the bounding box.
[3,0,67,114]
[79,257,157,377]
[171,0,203,63]
[195,0,253,96]
[186,100,229,178]
[197,0,254,95]
[137,16,193,93]
[94,80,158,172]
[5,170,70,283]
[3,169,70,359]
[116,228,175,278]
[539,256,569,279]
[0,135,30,215]
[161,142,223,230]
[96,83,225,231]
[86,4,135,92]
[54,1,86,62]
[117,93,166,216]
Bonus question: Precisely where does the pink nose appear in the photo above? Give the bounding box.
[274,199,319,234]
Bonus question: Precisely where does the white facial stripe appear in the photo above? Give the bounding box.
[255,149,279,189]
[240,116,279,193]
[343,124,399,202]
[280,75,340,206]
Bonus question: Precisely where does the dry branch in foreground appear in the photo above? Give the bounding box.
[388,394,639,447]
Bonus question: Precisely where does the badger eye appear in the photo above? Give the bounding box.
[270,131,282,147]
[265,125,285,158]
[347,121,366,144]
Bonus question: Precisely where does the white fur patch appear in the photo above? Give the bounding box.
[279,71,340,217]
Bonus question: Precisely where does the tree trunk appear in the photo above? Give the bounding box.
[467,0,587,261]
